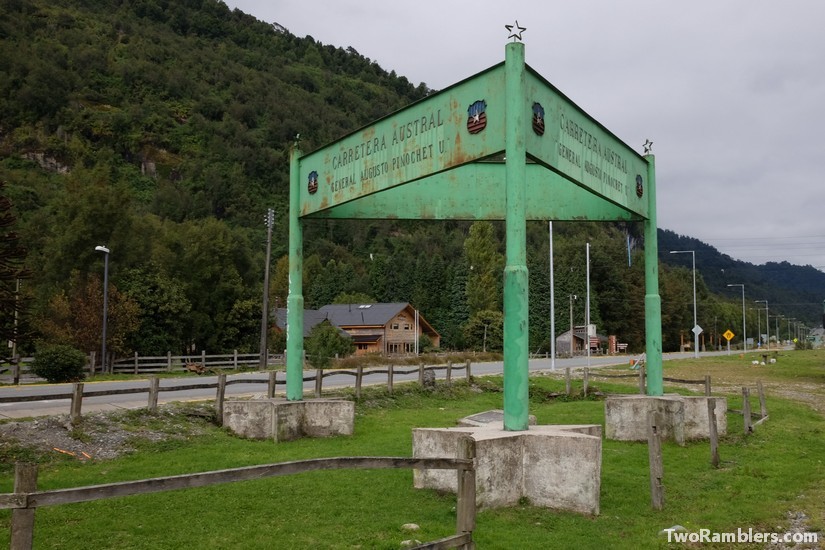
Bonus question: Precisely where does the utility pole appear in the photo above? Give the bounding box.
[259,208,274,370]
[569,294,577,357]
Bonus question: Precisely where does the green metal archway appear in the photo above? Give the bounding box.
[286,42,663,430]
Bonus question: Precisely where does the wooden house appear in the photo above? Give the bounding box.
[273,303,440,356]
[318,303,440,355]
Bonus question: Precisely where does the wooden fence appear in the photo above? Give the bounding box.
[1,351,462,380]
[561,366,713,397]
[730,381,769,434]
[1,437,477,550]
[0,361,473,424]
[109,350,285,375]
[0,352,284,381]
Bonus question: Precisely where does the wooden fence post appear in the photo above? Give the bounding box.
[647,411,664,510]
[201,350,206,370]
[742,387,753,434]
[446,360,452,387]
[583,368,589,397]
[638,365,646,395]
[387,364,394,394]
[757,381,767,419]
[70,382,84,424]
[89,351,96,378]
[355,365,363,399]
[707,397,720,468]
[148,376,159,413]
[315,368,323,398]
[465,359,471,382]
[268,371,277,398]
[167,351,172,372]
[456,436,476,541]
[10,462,38,550]
[418,363,425,386]
[233,349,239,370]
[134,351,139,375]
[704,375,711,396]
[216,374,226,425]
[13,360,20,385]
[565,368,571,396]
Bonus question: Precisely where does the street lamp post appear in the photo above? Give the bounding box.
[755,300,769,349]
[670,250,699,358]
[770,315,781,346]
[727,284,746,352]
[259,208,274,370]
[94,245,110,374]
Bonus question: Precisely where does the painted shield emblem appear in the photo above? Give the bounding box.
[635,174,644,198]
[307,170,318,195]
[532,102,545,136]
[467,100,487,134]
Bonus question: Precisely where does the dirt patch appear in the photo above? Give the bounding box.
[0,403,217,465]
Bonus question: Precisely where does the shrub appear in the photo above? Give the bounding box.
[305,321,355,369]
[32,344,86,382]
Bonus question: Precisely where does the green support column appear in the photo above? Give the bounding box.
[286,144,304,401]
[502,42,529,431]
[643,154,663,395]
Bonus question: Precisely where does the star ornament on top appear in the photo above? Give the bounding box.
[505,20,526,41]
[643,139,653,154]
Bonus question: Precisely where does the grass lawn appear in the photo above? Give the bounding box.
[1,351,823,549]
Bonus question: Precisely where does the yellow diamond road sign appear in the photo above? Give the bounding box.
[723,329,735,341]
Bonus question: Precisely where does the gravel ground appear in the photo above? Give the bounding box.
[0,403,216,463]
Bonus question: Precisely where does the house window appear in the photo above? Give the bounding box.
[391,323,400,330]
[357,343,369,350]
[404,323,411,330]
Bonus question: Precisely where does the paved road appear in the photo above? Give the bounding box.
[0,351,726,419]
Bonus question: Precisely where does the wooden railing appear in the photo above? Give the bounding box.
[559,366,713,397]
[109,350,285,374]
[0,361,473,423]
[1,437,477,550]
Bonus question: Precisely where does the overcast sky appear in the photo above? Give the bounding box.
[226,0,825,272]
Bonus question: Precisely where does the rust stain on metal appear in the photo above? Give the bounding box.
[361,125,377,141]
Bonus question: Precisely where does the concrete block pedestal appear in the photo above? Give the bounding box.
[605,395,727,444]
[223,398,354,442]
[413,424,602,515]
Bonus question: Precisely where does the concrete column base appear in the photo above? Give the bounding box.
[605,395,727,444]
[223,398,354,442]
[413,424,602,515]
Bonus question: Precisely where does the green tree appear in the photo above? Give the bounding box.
[463,310,504,352]
[118,264,191,355]
[464,221,502,314]
[164,218,257,352]
[333,292,375,304]
[37,272,140,358]
[304,320,354,368]
[0,181,29,357]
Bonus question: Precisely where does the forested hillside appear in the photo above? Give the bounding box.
[0,0,821,361]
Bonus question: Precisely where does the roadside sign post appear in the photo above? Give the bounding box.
[723,329,735,356]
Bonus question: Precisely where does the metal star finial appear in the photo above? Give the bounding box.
[643,139,653,154]
[505,20,526,41]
